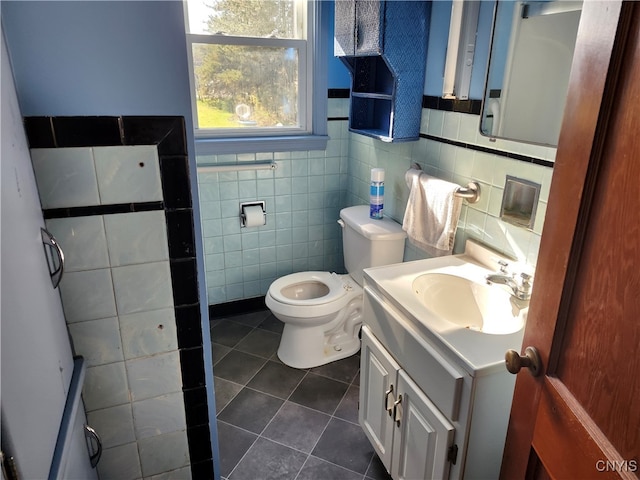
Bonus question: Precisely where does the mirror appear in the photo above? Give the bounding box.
[480,1,582,147]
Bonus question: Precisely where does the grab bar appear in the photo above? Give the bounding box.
[410,163,481,204]
[197,162,277,174]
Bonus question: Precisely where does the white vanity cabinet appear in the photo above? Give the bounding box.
[361,326,455,479]
[360,283,517,479]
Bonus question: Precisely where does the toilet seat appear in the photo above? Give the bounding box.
[268,271,355,307]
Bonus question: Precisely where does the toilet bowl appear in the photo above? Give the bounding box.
[266,205,406,369]
[266,272,363,368]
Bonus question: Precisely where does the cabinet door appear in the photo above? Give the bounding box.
[359,326,400,472]
[392,370,455,480]
[334,0,355,56]
[355,0,384,55]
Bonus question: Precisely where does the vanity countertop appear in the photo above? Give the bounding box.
[363,247,528,376]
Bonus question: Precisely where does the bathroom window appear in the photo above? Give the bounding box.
[184,0,328,154]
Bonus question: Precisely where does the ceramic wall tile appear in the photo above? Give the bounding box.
[86,404,136,449]
[30,147,100,208]
[111,261,173,315]
[45,216,109,272]
[138,430,190,477]
[97,442,142,480]
[103,211,169,266]
[59,268,117,322]
[93,146,162,204]
[126,351,182,402]
[83,362,130,411]
[119,308,178,359]
[67,316,123,366]
[132,392,186,439]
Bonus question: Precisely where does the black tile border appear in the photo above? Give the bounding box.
[419,133,554,168]
[209,296,267,320]
[43,201,164,219]
[422,95,482,115]
[328,88,350,98]
[328,92,549,167]
[24,115,214,478]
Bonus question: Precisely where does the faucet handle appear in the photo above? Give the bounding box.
[498,260,510,274]
[519,272,532,285]
[516,272,533,299]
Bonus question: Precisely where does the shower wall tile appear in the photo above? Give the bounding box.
[31,147,100,208]
[93,146,162,204]
[86,404,136,449]
[27,116,210,478]
[111,261,173,315]
[126,350,183,401]
[138,430,190,477]
[97,442,142,480]
[103,211,169,266]
[132,392,187,439]
[45,216,109,272]
[59,268,117,322]
[83,361,130,411]
[67,316,123,367]
[119,308,178,359]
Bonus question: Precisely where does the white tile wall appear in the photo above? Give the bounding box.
[126,350,182,402]
[97,442,142,480]
[32,144,190,479]
[83,362,130,411]
[31,146,162,209]
[138,431,191,477]
[67,316,123,367]
[93,146,162,204]
[45,216,110,271]
[119,308,178,360]
[132,392,187,439]
[111,261,173,315]
[103,211,169,266]
[59,268,117,322]
[86,404,136,449]
[31,147,100,208]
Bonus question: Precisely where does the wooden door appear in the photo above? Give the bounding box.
[501,1,640,478]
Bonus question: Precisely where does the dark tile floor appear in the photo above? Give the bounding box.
[211,309,392,480]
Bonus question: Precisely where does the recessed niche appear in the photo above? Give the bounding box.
[500,176,541,230]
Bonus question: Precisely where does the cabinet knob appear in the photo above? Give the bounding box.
[505,346,542,377]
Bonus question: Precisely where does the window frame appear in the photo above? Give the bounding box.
[184,0,328,155]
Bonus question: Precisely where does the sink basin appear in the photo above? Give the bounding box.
[412,273,526,335]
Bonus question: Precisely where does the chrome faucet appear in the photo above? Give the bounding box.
[486,269,533,301]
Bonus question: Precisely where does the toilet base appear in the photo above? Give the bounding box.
[276,297,363,369]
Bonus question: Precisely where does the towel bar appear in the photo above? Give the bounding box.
[454,182,481,204]
[409,163,481,204]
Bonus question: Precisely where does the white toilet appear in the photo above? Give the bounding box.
[266,205,406,368]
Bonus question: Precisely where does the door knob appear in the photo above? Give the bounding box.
[505,346,542,376]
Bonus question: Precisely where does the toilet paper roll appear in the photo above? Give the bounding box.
[243,205,265,227]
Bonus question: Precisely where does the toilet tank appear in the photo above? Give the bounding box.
[339,205,406,286]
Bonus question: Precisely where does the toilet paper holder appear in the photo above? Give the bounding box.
[239,201,267,227]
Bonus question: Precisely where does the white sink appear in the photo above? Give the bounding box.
[412,273,526,335]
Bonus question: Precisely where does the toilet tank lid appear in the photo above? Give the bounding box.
[340,206,407,240]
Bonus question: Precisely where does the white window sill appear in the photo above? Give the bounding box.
[194,134,330,156]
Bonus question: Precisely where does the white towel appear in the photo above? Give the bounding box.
[402,168,463,256]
